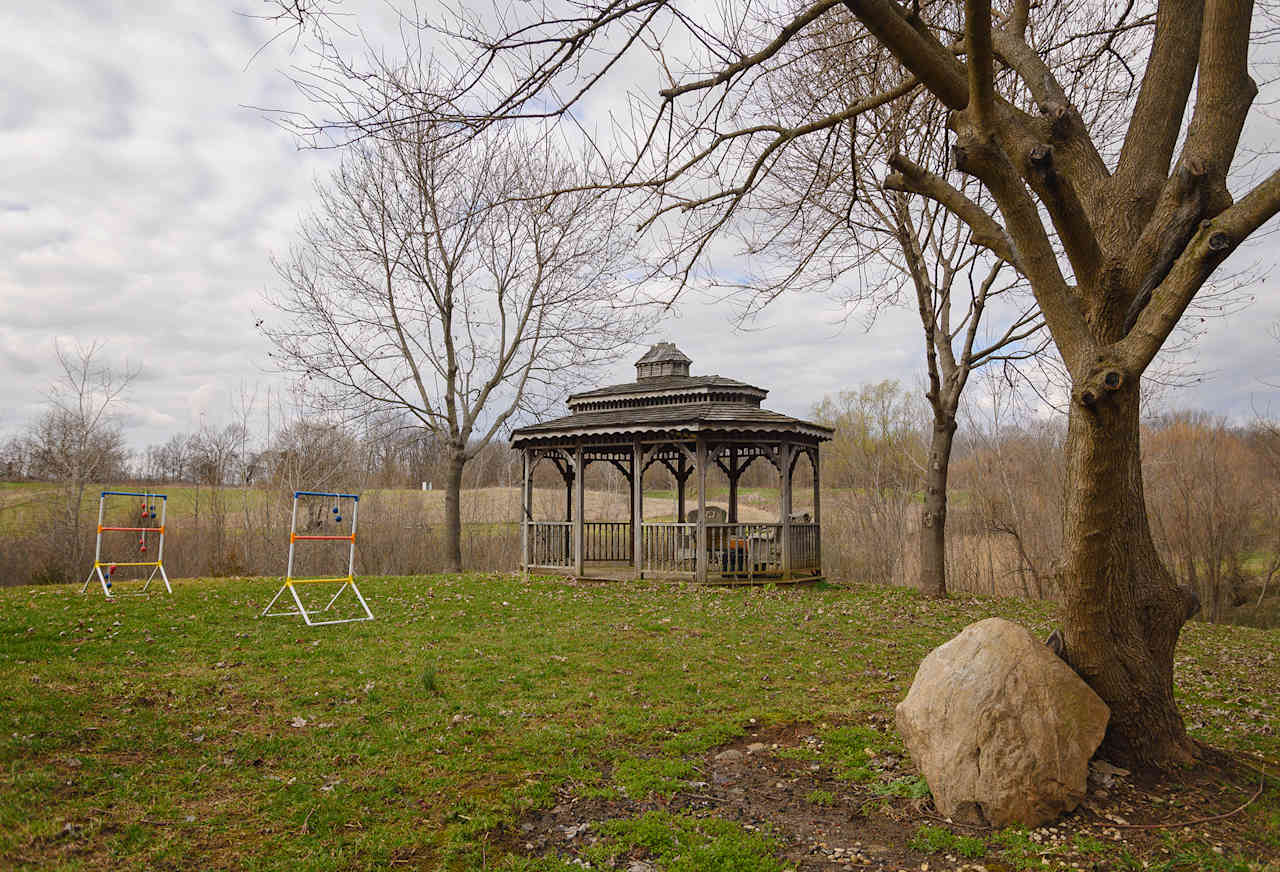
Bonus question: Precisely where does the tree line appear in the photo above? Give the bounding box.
[813,379,1280,628]
[6,371,1276,638]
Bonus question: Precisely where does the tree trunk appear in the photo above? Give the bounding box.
[67,478,86,580]
[443,448,466,573]
[1060,378,1200,769]
[918,412,956,598]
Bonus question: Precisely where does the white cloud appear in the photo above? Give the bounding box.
[0,0,1277,456]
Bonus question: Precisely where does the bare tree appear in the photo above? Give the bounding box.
[264,418,364,492]
[24,340,136,578]
[960,367,1066,599]
[268,0,1280,766]
[144,432,192,483]
[812,381,927,584]
[841,0,1279,768]
[1248,324,1280,614]
[264,110,646,571]
[1144,412,1258,622]
[1252,415,1280,614]
[1,436,31,480]
[730,15,1047,598]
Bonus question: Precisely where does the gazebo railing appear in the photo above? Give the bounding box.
[641,522,696,575]
[583,521,632,561]
[788,523,821,572]
[706,523,783,575]
[527,521,573,568]
[529,518,820,578]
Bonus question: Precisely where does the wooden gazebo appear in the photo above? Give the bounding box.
[512,343,833,583]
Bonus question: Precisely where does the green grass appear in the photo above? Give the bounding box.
[805,788,838,806]
[816,724,897,782]
[0,574,1277,870]
[989,827,1044,869]
[612,756,696,799]
[874,774,931,798]
[909,824,987,858]
[580,810,784,872]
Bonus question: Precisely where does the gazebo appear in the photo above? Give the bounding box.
[512,343,833,583]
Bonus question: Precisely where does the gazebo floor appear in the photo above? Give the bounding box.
[524,561,825,586]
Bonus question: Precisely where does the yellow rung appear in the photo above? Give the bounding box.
[286,576,354,585]
[96,561,162,567]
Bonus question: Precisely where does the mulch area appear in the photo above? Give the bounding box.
[508,722,1279,871]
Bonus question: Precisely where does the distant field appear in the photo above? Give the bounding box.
[0,483,808,535]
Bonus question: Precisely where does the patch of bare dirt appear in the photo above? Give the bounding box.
[508,722,1280,871]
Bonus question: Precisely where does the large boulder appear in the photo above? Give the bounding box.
[895,617,1109,828]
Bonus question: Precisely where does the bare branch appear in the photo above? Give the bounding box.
[842,0,970,109]
[885,154,1018,266]
[965,0,996,130]
[1121,166,1280,371]
[660,0,844,100]
[1114,0,1205,200]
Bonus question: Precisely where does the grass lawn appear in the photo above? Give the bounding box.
[1,575,1277,871]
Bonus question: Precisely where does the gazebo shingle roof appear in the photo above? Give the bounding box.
[512,402,832,443]
[567,374,763,404]
[511,343,832,446]
[634,342,692,366]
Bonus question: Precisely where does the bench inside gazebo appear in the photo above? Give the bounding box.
[512,343,832,583]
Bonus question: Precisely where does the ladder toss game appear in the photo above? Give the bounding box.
[262,491,374,626]
[81,491,172,597]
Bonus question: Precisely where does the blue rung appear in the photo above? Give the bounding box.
[294,491,359,500]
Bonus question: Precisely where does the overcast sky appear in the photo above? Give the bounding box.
[2,1,1278,455]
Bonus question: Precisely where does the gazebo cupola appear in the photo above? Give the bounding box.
[635,342,691,379]
[513,343,832,583]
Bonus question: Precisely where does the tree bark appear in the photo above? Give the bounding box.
[443,447,466,573]
[918,411,956,598]
[1060,376,1200,768]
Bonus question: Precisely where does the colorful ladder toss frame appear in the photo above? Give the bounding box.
[81,491,172,597]
[262,491,373,626]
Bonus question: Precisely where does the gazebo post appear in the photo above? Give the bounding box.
[564,466,573,523]
[780,442,793,579]
[632,440,644,576]
[695,435,708,583]
[676,452,687,522]
[727,446,739,524]
[812,446,821,571]
[561,460,574,567]
[521,449,531,579]
[573,444,585,577]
